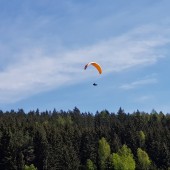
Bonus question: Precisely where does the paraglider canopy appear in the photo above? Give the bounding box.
[84,62,102,74]
[84,61,102,86]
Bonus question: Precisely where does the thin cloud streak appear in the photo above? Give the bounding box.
[0,25,169,103]
[135,95,154,102]
[120,78,158,90]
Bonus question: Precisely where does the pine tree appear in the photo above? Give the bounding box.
[0,129,17,170]
[33,128,48,170]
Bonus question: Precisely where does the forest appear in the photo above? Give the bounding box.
[0,107,170,170]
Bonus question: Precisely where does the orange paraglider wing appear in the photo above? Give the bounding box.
[84,62,102,74]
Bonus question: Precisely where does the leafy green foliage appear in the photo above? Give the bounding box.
[139,131,145,141]
[0,108,169,169]
[24,164,37,170]
[98,137,111,169]
[137,148,151,170]
[138,130,145,147]
[86,159,96,170]
[110,145,136,170]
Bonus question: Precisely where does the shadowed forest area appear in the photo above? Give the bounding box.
[0,107,170,170]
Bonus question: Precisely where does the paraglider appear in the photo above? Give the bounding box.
[84,62,102,74]
[84,62,102,86]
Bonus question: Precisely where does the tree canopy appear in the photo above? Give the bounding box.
[0,107,169,169]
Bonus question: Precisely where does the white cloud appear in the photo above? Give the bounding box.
[136,95,154,102]
[120,78,158,90]
[0,25,169,103]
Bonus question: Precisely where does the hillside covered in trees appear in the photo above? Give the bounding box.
[0,107,170,170]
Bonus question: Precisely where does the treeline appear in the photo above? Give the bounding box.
[0,107,170,170]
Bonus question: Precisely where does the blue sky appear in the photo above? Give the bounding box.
[0,0,170,113]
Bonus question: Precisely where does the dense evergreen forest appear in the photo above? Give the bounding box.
[0,107,170,170]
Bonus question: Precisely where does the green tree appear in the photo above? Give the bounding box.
[110,145,136,170]
[98,137,111,170]
[33,129,48,170]
[0,129,17,170]
[61,143,80,170]
[138,131,145,148]
[24,164,37,170]
[16,152,25,170]
[137,148,151,170]
[86,159,96,170]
